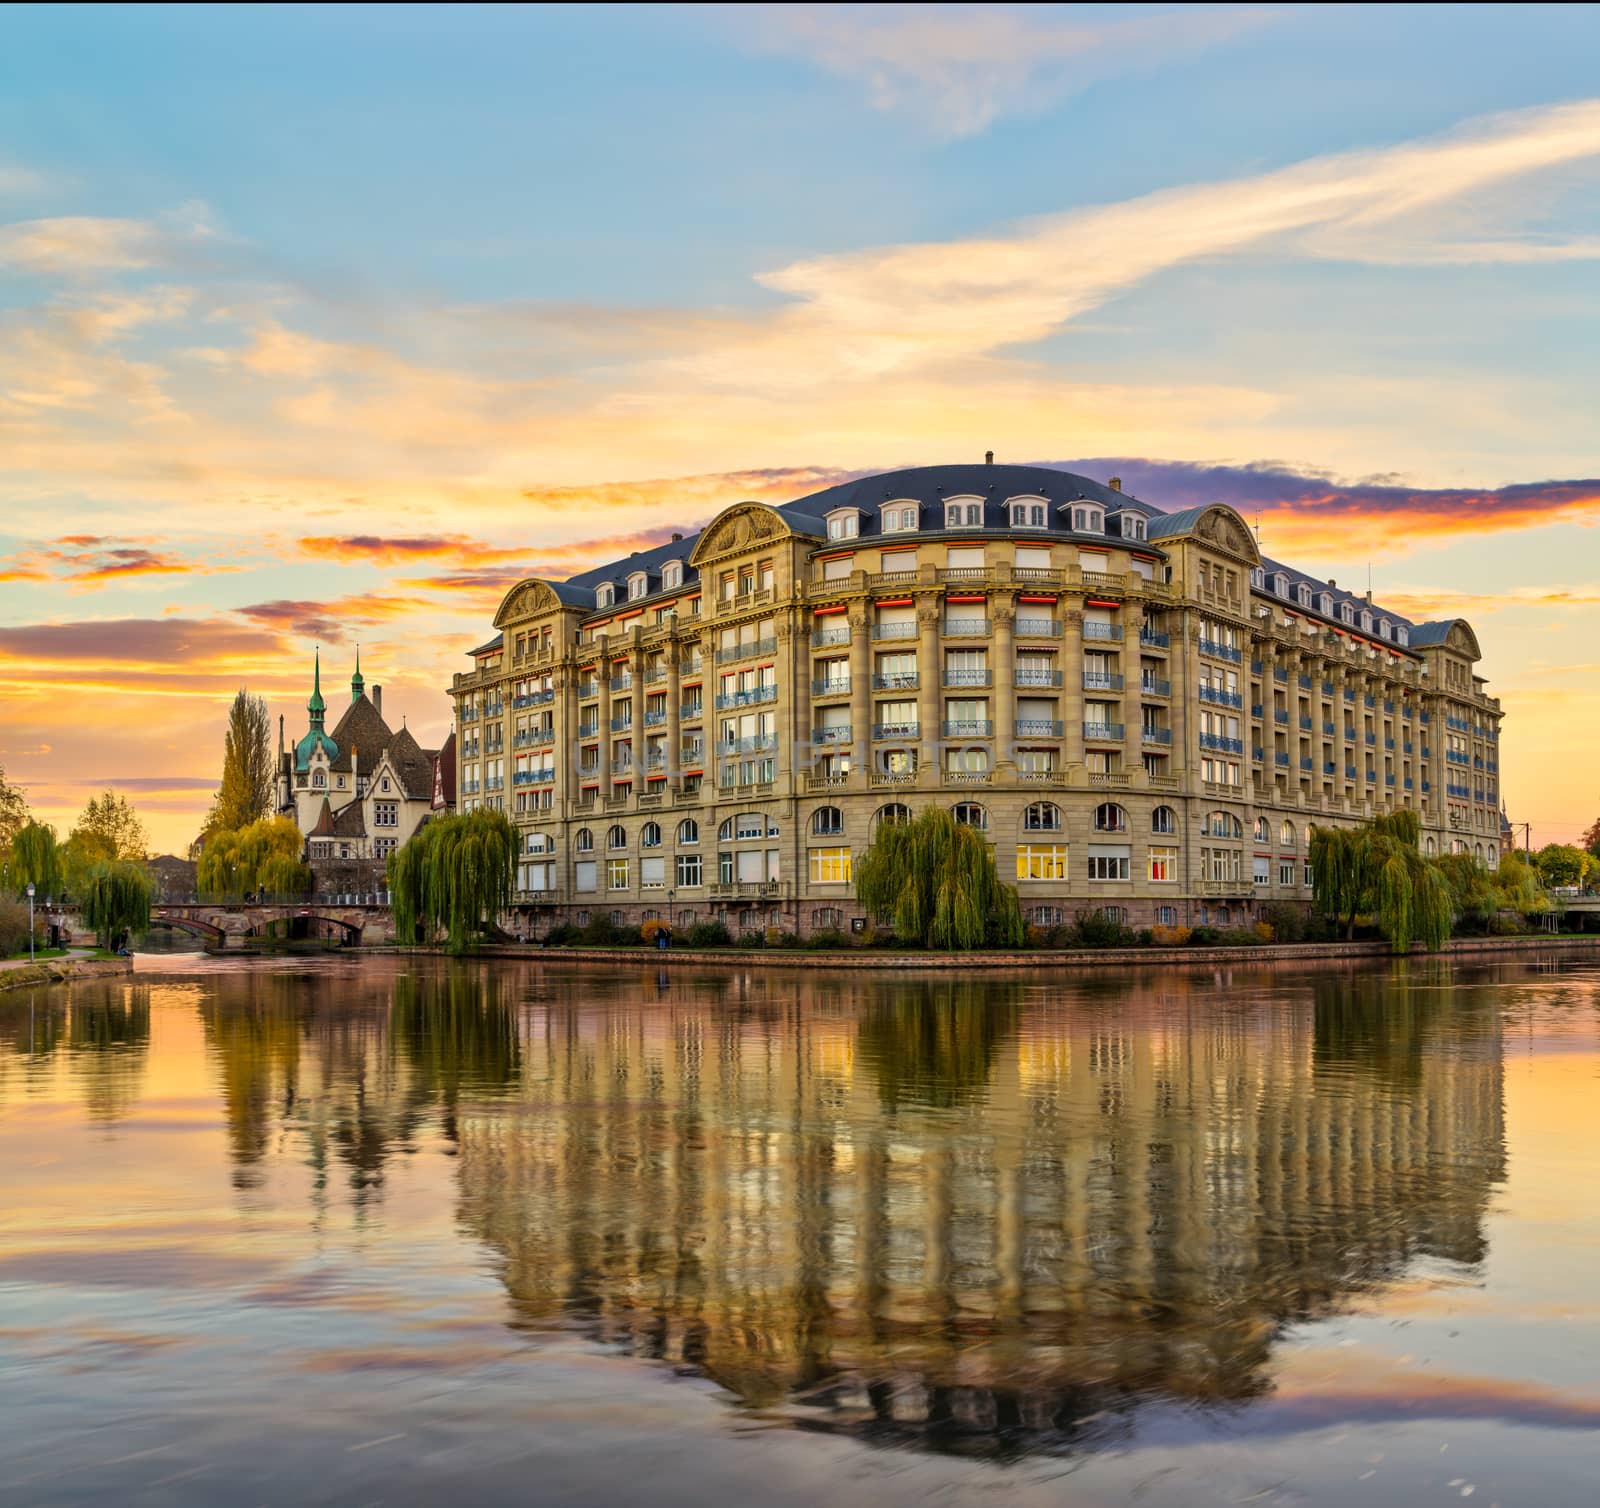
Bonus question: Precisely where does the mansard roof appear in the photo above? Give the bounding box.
[326,693,395,774]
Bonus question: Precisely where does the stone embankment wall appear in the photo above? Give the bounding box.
[460,934,1600,972]
[0,957,134,993]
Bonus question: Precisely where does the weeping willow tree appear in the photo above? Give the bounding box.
[855,806,1023,950]
[1310,809,1454,954]
[198,816,312,899]
[10,820,63,899]
[387,808,516,952]
[81,859,154,949]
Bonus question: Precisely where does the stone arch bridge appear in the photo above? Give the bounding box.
[57,901,397,947]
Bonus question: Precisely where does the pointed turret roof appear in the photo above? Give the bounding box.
[308,646,326,715]
[294,648,339,772]
[350,643,365,702]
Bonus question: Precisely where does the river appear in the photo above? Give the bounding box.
[1,952,1597,1506]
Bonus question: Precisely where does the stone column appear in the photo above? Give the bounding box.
[776,618,800,792]
[597,636,613,800]
[848,610,870,783]
[917,599,941,786]
[992,599,1016,777]
[665,639,682,786]
[1062,608,1085,777]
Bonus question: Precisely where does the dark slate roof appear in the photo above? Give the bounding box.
[1146,504,1214,539]
[308,797,367,839]
[1256,554,1418,635]
[1405,621,1457,647]
[326,692,395,773]
[381,726,435,802]
[786,463,1153,518]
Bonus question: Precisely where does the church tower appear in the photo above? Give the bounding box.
[351,643,365,704]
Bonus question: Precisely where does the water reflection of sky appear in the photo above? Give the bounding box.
[1,954,1597,1506]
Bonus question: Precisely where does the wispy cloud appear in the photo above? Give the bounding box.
[0,536,226,589]
[234,593,438,643]
[739,4,1278,138]
[0,203,221,273]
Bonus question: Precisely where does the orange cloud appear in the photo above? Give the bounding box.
[0,537,224,589]
[235,592,438,642]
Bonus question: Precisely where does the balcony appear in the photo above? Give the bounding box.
[872,671,919,690]
[872,721,919,740]
[609,715,633,732]
[680,703,704,723]
[1084,721,1125,742]
[609,676,633,693]
[1083,622,1123,642]
[1139,627,1170,649]
[459,708,479,723]
[1016,617,1061,637]
[1141,677,1171,697]
[1013,566,1063,586]
[1016,668,1064,688]
[513,730,554,749]
[942,768,993,787]
[812,726,853,745]
[1323,722,1336,736]
[871,623,918,641]
[577,683,599,701]
[869,768,919,787]
[1199,733,1244,754]
[1198,638,1242,662]
[716,735,777,754]
[1273,669,1289,684]
[714,686,777,710]
[679,658,704,677]
[643,709,666,727]
[943,668,991,687]
[715,637,777,664]
[1300,757,1314,771]
[943,618,991,636]
[1141,727,1172,745]
[804,771,852,791]
[576,724,600,741]
[1199,686,1243,709]
[811,679,851,698]
[1365,731,1377,746]
[811,626,851,647]
[1274,752,1290,768]
[937,565,989,583]
[1299,676,1313,690]
[643,668,666,686]
[1016,719,1064,738]
[1273,710,1289,726]
[942,719,994,738]
[1082,671,1123,692]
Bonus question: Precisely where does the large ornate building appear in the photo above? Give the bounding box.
[277,650,455,873]
[449,462,1502,935]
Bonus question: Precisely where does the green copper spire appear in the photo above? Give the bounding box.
[351,643,365,702]
[308,646,326,720]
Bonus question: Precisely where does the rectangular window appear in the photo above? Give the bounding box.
[809,847,852,884]
[1087,854,1131,881]
[575,860,597,893]
[719,851,734,884]
[1016,844,1068,880]
[676,853,702,887]
[1156,905,1177,927]
[1279,859,1295,887]
[607,858,630,890]
[641,856,665,889]
[1149,846,1178,883]
[1253,855,1270,887]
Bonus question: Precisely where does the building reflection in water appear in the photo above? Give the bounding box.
[0,985,151,1124]
[145,959,1508,1456]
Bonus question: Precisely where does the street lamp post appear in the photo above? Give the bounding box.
[26,882,36,963]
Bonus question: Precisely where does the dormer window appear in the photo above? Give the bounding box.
[1340,602,1355,625]
[1251,567,1266,589]
[596,583,615,608]
[944,496,983,529]
[1359,609,1373,633]
[1319,592,1333,616]
[1069,505,1103,533]
[1297,583,1312,608]
[1118,513,1146,541]
[1010,498,1047,528]
[627,572,648,601]
[826,508,861,541]
[1378,617,1392,640]
[1396,625,1410,647]
[880,501,919,534]
[1272,572,1289,598]
[661,560,682,589]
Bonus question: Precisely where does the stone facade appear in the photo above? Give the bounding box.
[449,463,1504,937]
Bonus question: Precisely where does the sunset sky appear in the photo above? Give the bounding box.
[2,2,1598,855]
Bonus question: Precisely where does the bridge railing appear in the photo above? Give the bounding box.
[173,892,392,908]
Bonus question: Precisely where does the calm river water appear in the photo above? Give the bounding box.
[2,952,1597,1506]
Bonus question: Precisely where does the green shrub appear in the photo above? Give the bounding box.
[1263,902,1307,943]
[807,928,851,950]
[1069,908,1132,948]
[580,913,632,946]
[686,920,733,948]
[0,899,43,957]
[735,928,766,949]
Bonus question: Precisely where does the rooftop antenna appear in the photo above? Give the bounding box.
[1253,510,1261,547]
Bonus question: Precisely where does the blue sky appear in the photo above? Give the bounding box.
[1,3,1598,850]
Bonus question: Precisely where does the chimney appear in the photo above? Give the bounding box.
[1328,579,1337,589]
[671,532,683,542]
[1109,477,1122,492]
[373,685,383,719]
[985,450,994,465]
[1365,589,1373,604]
[277,713,284,756]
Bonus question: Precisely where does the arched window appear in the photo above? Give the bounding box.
[1254,816,1270,842]
[1010,500,1046,528]
[1280,820,1296,846]
[661,560,682,590]
[1023,801,1061,831]
[1072,506,1103,533]
[812,806,843,835]
[312,769,325,788]
[575,827,594,853]
[627,572,648,600]
[1206,810,1241,838]
[952,802,987,829]
[1319,592,1334,616]
[873,803,912,831]
[607,824,627,850]
[677,818,699,845]
[1093,802,1127,833]
[1151,805,1176,834]
[596,584,614,608]
[1297,584,1312,608]
[1424,835,1436,856]
[640,821,662,848]
[718,817,733,841]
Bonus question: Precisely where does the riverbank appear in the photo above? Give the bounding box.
[397,932,1600,971]
[0,955,134,993]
